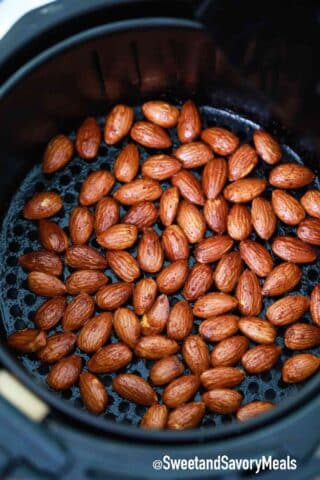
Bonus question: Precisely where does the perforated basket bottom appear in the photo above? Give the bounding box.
[1,105,320,429]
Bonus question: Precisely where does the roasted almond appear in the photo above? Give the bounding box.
[202,388,242,414]
[113,374,157,406]
[62,293,95,331]
[114,143,139,183]
[135,335,179,359]
[193,292,238,318]
[163,375,199,408]
[150,355,184,386]
[199,315,239,342]
[39,220,68,253]
[88,343,132,373]
[284,323,320,350]
[183,263,213,302]
[79,372,108,414]
[224,178,266,203]
[28,272,66,296]
[214,252,242,293]
[140,404,168,430]
[142,100,179,128]
[272,190,305,225]
[159,187,179,226]
[34,297,67,330]
[138,228,164,273]
[269,163,315,189]
[131,121,172,148]
[167,402,205,430]
[97,223,137,250]
[114,308,140,348]
[104,104,134,144]
[75,117,101,160]
[240,240,273,277]
[194,235,233,264]
[297,218,320,246]
[162,225,189,261]
[77,313,113,353]
[106,250,140,283]
[122,201,159,229]
[201,127,239,156]
[300,190,320,219]
[174,142,213,169]
[94,197,119,235]
[228,144,258,181]
[236,269,262,316]
[65,245,107,270]
[266,295,310,326]
[171,170,205,206]
[253,130,281,165]
[227,205,252,241]
[133,278,158,316]
[70,206,94,244]
[114,178,162,205]
[7,329,47,353]
[142,154,181,180]
[66,270,108,295]
[38,332,77,363]
[176,201,206,243]
[311,285,320,326]
[95,282,133,310]
[202,158,228,200]
[242,345,281,374]
[43,134,74,173]
[211,335,249,367]
[251,197,276,240]
[238,317,277,344]
[167,300,193,341]
[23,192,62,220]
[236,401,274,421]
[203,196,229,233]
[79,170,115,206]
[182,335,210,375]
[47,355,81,390]
[141,294,169,336]
[19,250,63,276]
[200,367,245,390]
[177,100,201,143]
[272,236,317,263]
[156,259,189,295]
[282,354,320,383]
[262,262,302,296]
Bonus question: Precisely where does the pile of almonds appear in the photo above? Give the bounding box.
[7,100,320,430]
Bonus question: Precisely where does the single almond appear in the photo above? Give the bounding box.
[7,329,47,353]
[251,197,276,240]
[150,355,184,386]
[138,228,164,273]
[79,170,115,206]
[94,197,119,235]
[311,285,320,326]
[106,250,140,283]
[200,367,245,390]
[238,317,277,344]
[203,196,229,233]
[201,127,239,155]
[167,402,205,430]
[122,201,159,229]
[75,117,101,160]
[142,154,181,180]
[156,260,189,295]
[171,170,205,206]
[284,323,320,350]
[133,278,158,316]
[282,354,320,383]
[62,293,95,331]
[227,205,252,241]
[199,315,239,342]
[135,335,179,359]
[262,262,302,296]
[183,263,213,302]
[88,343,132,373]
[19,250,63,276]
[142,100,179,128]
[236,401,274,421]
[266,295,310,326]
[242,345,281,374]
[176,201,206,243]
[269,163,315,189]
[297,218,320,246]
[300,190,320,219]
[253,130,281,165]
[66,270,108,295]
[97,223,137,250]
[79,372,108,414]
[214,252,243,293]
[95,282,133,310]
[38,332,77,363]
[70,206,94,244]
[159,187,179,226]
[211,335,249,367]
[162,225,189,261]
[194,235,234,264]
[140,404,168,430]
[202,158,228,200]
[77,313,113,353]
[65,245,107,270]
[272,190,305,225]
[236,269,262,316]
[114,308,140,348]
[272,236,317,263]
[163,375,200,408]
[114,143,139,183]
[224,178,266,203]
[104,104,134,144]
[38,220,68,253]
[28,272,66,297]
[174,141,213,168]
[167,300,193,341]
[23,192,62,220]
[177,100,201,143]
[114,178,162,205]
[131,121,172,148]
[141,294,169,336]
[47,355,82,390]
[228,144,258,181]
[193,292,238,318]
[182,335,210,375]
[43,134,74,173]
[240,240,273,277]
[112,373,157,406]
[202,388,242,414]
[34,297,67,330]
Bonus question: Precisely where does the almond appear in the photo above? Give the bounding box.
[228,144,258,181]
[79,372,108,414]
[284,323,320,350]
[227,205,252,241]
[28,271,66,296]
[113,373,157,406]
[95,282,133,310]
[238,317,277,344]
[47,355,81,390]
[65,245,107,270]
[266,295,310,326]
[300,190,320,219]
[236,401,274,421]
[34,297,66,330]
[88,343,132,373]
[202,388,242,414]
[176,201,206,243]
[174,142,213,169]
[177,100,201,143]
[142,155,181,180]
[167,300,193,341]
[311,285,320,326]
[282,354,320,383]
[202,158,228,199]
[240,240,273,277]
[269,163,315,189]
[253,130,281,165]
[224,178,266,203]
[135,335,179,359]
[133,278,157,315]
[159,187,179,226]
[242,345,281,374]
[150,355,184,386]
[70,206,94,244]
[7,329,47,353]
[23,192,62,220]
[193,292,238,318]
[211,335,249,367]
[106,251,140,283]
[104,104,134,144]
[77,313,113,353]
[163,375,200,408]
[97,223,137,250]
[171,170,205,206]
[199,315,239,342]
[114,178,162,205]
[272,190,305,225]
[122,201,159,230]
[138,228,164,273]
[142,100,179,128]
[19,250,63,276]
[182,335,210,374]
[162,225,189,261]
[43,134,74,173]
[194,235,233,264]
[272,236,317,263]
[200,367,245,390]
[38,220,68,253]
[203,196,229,233]
[94,197,119,235]
[62,293,95,331]
[262,262,302,296]
[66,270,108,295]
[38,332,77,363]
[201,127,239,155]
[236,269,262,316]
[183,263,213,302]
[141,294,169,336]
[251,197,276,240]
[156,259,189,294]
[140,404,168,429]
[297,218,320,245]
[131,121,172,148]
[114,143,139,183]
[75,117,101,160]
[214,252,242,293]
[114,308,140,348]
[167,402,205,430]
[79,170,115,206]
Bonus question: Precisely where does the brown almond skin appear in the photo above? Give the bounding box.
[228,144,258,181]
[112,374,157,406]
[262,262,302,296]
[133,278,157,316]
[75,117,101,160]
[171,170,205,206]
[214,251,242,293]
[177,201,206,244]
[195,235,234,264]
[202,158,228,200]
[142,101,179,128]
[224,178,266,203]
[201,127,239,156]
[122,201,158,230]
[284,323,320,350]
[167,402,205,430]
[94,197,119,235]
[150,356,184,386]
[199,315,239,342]
[62,293,95,331]
[141,404,168,429]
[23,192,62,220]
[204,196,229,233]
[131,121,172,149]
[97,223,137,250]
[236,269,262,316]
[238,317,277,344]
[211,336,249,367]
[28,272,66,297]
[114,143,139,183]
[135,335,179,359]
[311,285,320,326]
[253,130,281,165]
[282,354,320,383]
[43,134,74,173]
[227,205,252,241]
[200,367,245,390]
[167,300,193,341]
[183,263,213,302]
[66,270,108,295]
[242,345,281,374]
[141,294,169,336]
[114,308,140,348]
[202,388,242,414]
[95,282,133,310]
[177,100,201,143]
[19,250,63,276]
[300,190,320,219]
[236,401,274,421]
[240,240,273,277]
[39,220,68,253]
[159,187,179,226]
[272,236,317,263]
[297,218,320,246]
[104,104,134,144]
[193,292,238,318]
[79,170,115,206]
[106,251,140,283]
[182,335,210,375]
[114,179,162,205]
[162,225,189,261]
[77,313,113,353]
[269,163,315,189]
[251,197,276,240]
[47,355,82,390]
[142,155,182,181]
[70,206,94,244]
[156,260,189,295]
[174,142,213,169]
[138,228,164,273]
[35,297,67,330]
[267,295,310,326]
[88,343,132,373]
[7,329,47,353]
[65,245,107,270]
[79,372,108,414]
[272,190,305,225]
[163,375,200,408]
[38,332,77,363]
